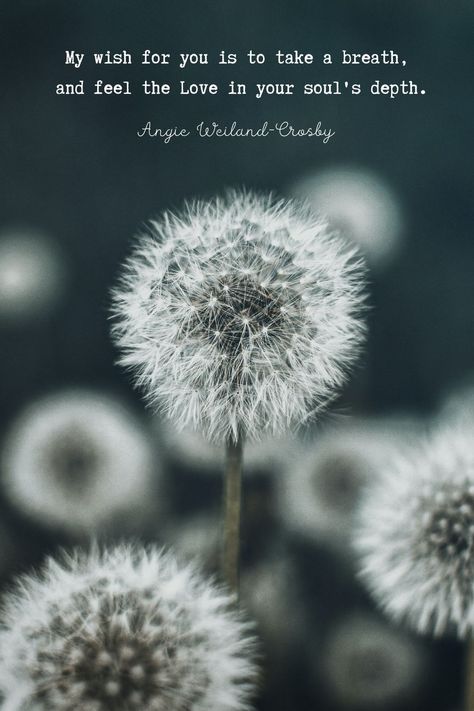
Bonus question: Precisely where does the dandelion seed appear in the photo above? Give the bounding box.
[1,390,157,535]
[0,545,258,711]
[111,191,366,444]
[290,166,403,269]
[354,425,474,637]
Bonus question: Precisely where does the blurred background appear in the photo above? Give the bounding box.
[1,0,473,709]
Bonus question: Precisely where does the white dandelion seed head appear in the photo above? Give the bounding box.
[278,416,419,550]
[289,167,403,269]
[2,390,157,535]
[0,545,258,711]
[111,191,366,444]
[354,425,474,637]
[161,420,294,476]
[320,614,426,708]
[0,227,65,321]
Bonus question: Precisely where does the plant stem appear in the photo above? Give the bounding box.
[222,436,243,594]
[466,639,474,711]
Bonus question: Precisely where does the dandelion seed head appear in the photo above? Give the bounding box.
[0,545,257,711]
[354,426,474,637]
[278,416,417,550]
[290,167,403,269]
[320,614,425,708]
[0,227,65,321]
[2,390,157,535]
[111,191,366,443]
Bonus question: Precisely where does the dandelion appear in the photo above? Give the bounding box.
[0,227,65,321]
[289,166,403,269]
[2,390,157,536]
[0,545,257,711]
[320,614,426,708]
[278,416,419,551]
[111,190,366,589]
[111,191,366,445]
[354,425,474,637]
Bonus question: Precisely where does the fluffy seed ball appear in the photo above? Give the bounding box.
[278,416,419,551]
[354,426,474,637]
[320,614,425,709]
[1,390,157,535]
[0,545,257,711]
[290,167,403,269]
[111,191,366,443]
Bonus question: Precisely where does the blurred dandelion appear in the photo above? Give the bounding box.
[0,227,65,322]
[439,377,474,427]
[0,545,258,711]
[289,166,403,269]
[354,425,474,637]
[320,614,426,708]
[1,390,158,536]
[278,416,418,551]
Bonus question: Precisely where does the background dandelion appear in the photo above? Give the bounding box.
[0,227,65,322]
[277,415,420,552]
[1,390,159,536]
[438,378,474,427]
[319,614,427,709]
[289,166,403,269]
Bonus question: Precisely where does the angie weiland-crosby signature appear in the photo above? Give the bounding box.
[137,120,336,143]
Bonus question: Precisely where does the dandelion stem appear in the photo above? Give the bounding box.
[465,639,474,711]
[222,436,243,593]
